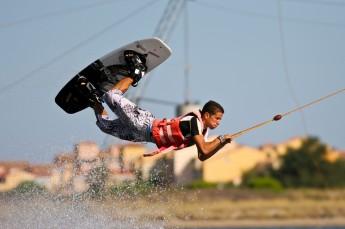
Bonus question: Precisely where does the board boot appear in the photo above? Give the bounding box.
[77,76,104,109]
[124,50,147,87]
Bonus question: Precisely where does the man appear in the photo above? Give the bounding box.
[87,53,232,161]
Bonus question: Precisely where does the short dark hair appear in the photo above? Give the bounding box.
[201,100,224,115]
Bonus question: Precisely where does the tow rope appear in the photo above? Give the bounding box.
[230,87,345,139]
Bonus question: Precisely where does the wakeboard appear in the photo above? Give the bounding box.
[55,37,172,114]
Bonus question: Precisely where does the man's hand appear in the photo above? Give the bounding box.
[217,134,232,144]
[93,102,106,115]
[223,134,232,144]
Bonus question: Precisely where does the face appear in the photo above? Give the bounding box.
[204,111,223,129]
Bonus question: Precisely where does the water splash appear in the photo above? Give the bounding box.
[0,194,166,229]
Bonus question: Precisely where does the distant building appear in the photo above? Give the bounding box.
[1,136,344,193]
[171,136,345,186]
[51,141,103,194]
[103,144,144,184]
[202,141,266,185]
[172,145,202,185]
[50,141,155,193]
[0,161,33,192]
[0,161,52,192]
[51,152,74,193]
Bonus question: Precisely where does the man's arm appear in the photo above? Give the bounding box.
[193,134,232,161]
[93,103,116,134]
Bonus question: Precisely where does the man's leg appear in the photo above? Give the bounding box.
[103,79,154,136]
[103,80,144,122]
[92,77,133,116]
[96,116,138,141]
[112,77,134,94]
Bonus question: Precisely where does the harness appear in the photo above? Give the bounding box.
[145,110,207,157]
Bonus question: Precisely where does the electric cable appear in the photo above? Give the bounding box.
[130,0,186,104]
[192,0,345,28]
[0,0,120,28]
[0,0,158,96]
[285,0,345,7]
[277,0,309,134]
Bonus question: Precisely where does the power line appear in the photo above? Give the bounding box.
[0,0,158,96]
[0,0,121,28]
[284,0,345,7]
[137,97,180,106]
[153,0,186,41]
[193,0,345,28]
[184,2,191,103]
[131,0,186,104]
[193,0,277,20]
[277,0,309,135]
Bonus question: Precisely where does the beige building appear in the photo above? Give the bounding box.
[109,144,174,183]
[113,136,344,186]
[202,142,266,185]
[51,141,104,194]
[172,145,201,184]
[1,136,344,193]
[50,153,74,193]
[103,144,147,183]
[0,170,35,192]
[0,161,52,192]
[169,137,271,185]
[199,136,344,185]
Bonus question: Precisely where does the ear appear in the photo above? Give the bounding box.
[204,112,210,119]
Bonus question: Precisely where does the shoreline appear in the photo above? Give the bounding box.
[115,189,345,228]
[167,218,345,228]
[2,188,345,228]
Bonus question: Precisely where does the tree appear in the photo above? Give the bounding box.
[273,137,345,188]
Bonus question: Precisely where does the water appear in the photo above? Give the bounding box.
[0,194,165,229]
[1,194,345,229]
[177,227,344,229]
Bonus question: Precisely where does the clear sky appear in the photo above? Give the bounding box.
[1,0,344,163]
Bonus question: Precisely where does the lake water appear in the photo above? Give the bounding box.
[199,228,345,229]
[0,194,165,229]
[1,194,344,229]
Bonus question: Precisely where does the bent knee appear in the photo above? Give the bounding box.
[104,89,123,106]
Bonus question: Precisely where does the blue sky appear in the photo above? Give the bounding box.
[0,0,344,163]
